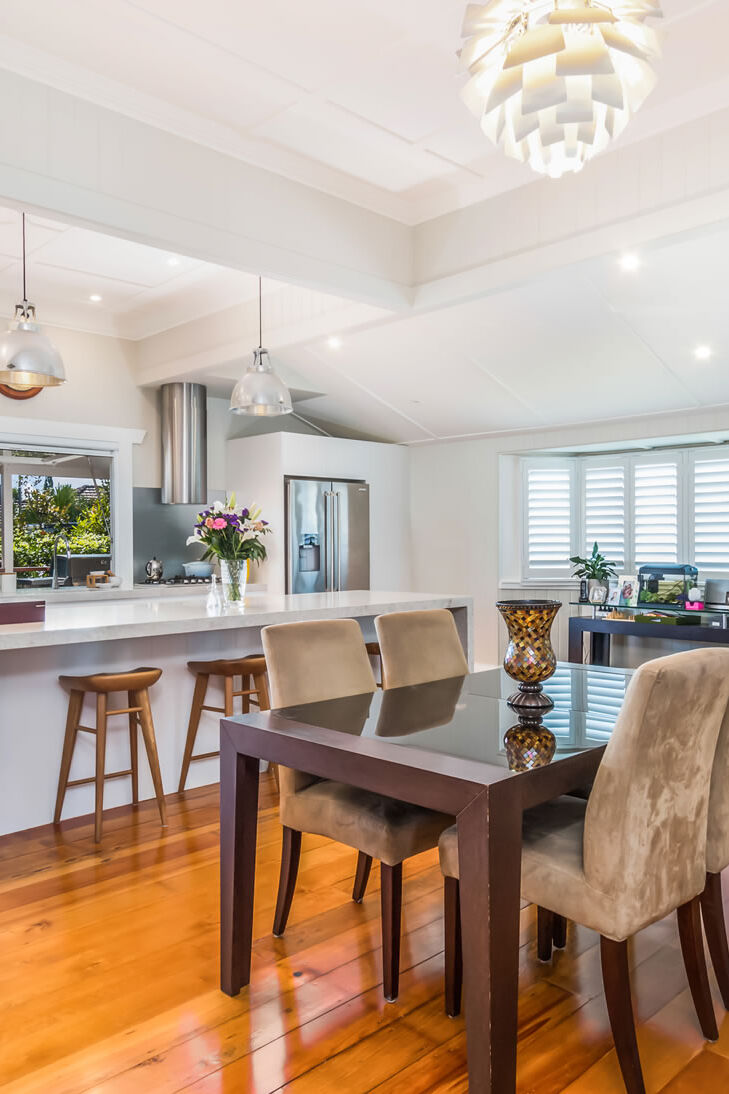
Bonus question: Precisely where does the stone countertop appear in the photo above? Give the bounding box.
[0,590,472,652]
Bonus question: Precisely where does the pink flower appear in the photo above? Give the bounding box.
[253,521,264,531]
[212,518,227,530]
[205,517,215,528]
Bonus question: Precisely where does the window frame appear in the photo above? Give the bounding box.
[518,444,729,584]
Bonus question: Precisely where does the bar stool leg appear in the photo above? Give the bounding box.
[135,687,167,827]
[240,674,251,714]
[255,670,271,712]
[94,693,108,843]
[178,673,209,793]
[54,689,84,824]
[223,676,234,717]
[128,690,139,805]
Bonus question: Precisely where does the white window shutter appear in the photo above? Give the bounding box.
[526,466,572,577]
[584,464,625,568]
[586,669,628,740]
[694,458,729,571]
[634,461,679,565]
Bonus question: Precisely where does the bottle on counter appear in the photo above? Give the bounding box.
[206,574,223,616]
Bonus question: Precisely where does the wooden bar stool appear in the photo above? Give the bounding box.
[178,655,270,792]
[55,667,166,843]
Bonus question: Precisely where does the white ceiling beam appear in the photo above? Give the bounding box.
[0,69,414,313]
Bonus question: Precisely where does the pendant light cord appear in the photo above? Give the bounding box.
[258,276,262,349]
[21,212,27,305]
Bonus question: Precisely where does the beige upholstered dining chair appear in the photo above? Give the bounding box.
[261,617,452,1001]
[438,648,729,1094]
[374,608,468,689]
[701,697,729,1010]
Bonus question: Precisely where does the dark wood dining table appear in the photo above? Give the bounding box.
[219,662,630,1092]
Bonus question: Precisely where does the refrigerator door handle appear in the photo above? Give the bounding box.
[335,491,342,592]
[287,480,294,595]
[325,491,333,592]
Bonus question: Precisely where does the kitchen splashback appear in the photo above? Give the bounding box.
[132,487,225,582]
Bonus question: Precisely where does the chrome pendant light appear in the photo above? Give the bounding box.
[230,277,293,417]
[0,213,66,388]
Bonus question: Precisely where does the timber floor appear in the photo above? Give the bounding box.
[2,776,729,1093]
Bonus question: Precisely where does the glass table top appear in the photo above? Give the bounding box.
[277,663,629,774]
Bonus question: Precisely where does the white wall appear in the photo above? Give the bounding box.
[226,433,411,594]
[410,403,729,667]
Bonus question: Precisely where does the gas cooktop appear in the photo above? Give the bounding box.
[144,575,212,586]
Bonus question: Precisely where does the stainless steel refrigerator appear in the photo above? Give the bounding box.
[285,476,370,593]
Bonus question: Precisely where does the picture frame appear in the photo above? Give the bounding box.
[618,574,639,607]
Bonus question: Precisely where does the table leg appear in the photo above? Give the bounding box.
[591,631,611,667]
[220,725,260,996]
[567,618,584,664]
[457,786,522,1093]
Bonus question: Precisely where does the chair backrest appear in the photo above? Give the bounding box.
[262,618,376,708]
[262,619,377,802]
[375,609,468,689]
[707,700,729,875]
[583,648,729,932]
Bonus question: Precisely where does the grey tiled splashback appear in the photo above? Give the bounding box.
[132,487,225,582]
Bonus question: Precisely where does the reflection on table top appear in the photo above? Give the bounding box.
[277,663,630,774]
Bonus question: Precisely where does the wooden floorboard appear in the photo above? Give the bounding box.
[1,777,728,1093]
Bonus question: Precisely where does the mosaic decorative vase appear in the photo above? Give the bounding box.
[504,714,557,773]
[496,600,561,711]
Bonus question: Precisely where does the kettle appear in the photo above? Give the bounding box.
[145,556,164,582]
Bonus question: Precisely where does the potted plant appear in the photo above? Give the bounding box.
[187,496,271,605]
[569,542,617,604]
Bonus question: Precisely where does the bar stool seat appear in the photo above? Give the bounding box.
[187,656,267,677]
[178,654,270,792]
[55,666,166,842]
[59,667,162,693]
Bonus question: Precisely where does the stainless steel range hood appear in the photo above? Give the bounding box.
[160,382,207,505]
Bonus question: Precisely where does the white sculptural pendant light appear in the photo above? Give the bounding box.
[460,0,663,179]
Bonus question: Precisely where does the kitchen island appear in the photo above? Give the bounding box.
[0,590,472,835]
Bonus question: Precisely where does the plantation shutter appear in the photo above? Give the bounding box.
[694,457,729,571]
[633,461,679,565]
[526,465,572,577]
[542,666,574,739]
[584,464,625,568]
[585,668,628,740]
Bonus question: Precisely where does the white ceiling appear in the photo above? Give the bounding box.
[0,0,724,223]
[0,207,280,339]
[272,220,729,443]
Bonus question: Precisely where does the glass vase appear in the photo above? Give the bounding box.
[220,559,248,606]
[496,600,561,711]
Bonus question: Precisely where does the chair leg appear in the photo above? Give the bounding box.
[273,826,302,937]
[537,906,554,962]
[128,690,139,805]
[444,875,463,1017]
[701,872,729,1010]
[553,913,568,949]
[94,694,108,844]
[677,896,719,1041]
[54,689,83,824]
[600,936,646,1094]
[381,862,403,1002]
[135,688,167,827]
[178,673,208,793]
[352,851,373,903]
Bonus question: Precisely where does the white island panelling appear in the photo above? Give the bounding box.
[0,590,471,836]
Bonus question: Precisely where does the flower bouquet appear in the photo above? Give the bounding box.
[187,496,270,604]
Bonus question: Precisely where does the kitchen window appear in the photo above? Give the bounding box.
[519,445,729,581]
[0,445,113,587]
